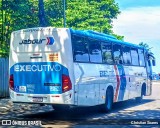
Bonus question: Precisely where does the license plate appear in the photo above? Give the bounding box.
[32,97,43,102]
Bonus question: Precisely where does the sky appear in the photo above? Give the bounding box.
[113,0,160,73]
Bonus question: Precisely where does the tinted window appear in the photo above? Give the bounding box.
[72,35,89,62]
[88,39,102,63]
[113,44,123,64]
[131,48,139,65]
[138,49,145,66]
[102,42,113,64]
[122,46,131,64]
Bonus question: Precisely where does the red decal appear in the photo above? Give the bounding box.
[47,37,50,45]
[114,65,120,102]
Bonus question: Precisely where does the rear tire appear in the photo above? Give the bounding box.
[101,88,113,112]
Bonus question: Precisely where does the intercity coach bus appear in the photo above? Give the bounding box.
[9,27,155,112]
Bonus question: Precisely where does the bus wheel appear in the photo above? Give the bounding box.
[101,88,113,112]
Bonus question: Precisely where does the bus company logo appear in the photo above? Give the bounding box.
[19,37,54,45]
[46,37,54,45]
[19,39,46,45]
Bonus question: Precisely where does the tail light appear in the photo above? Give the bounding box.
[9,74,14,90]
[62,74,72,93]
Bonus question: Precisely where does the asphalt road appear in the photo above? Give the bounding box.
[0,82,160,127]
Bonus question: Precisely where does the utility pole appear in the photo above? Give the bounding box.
[38,0,46,27]
[63,0,66,27]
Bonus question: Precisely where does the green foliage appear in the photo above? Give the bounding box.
[112,34,124,40]
[139,42,154,56]
[0,0,39,57]
[44,0,64,27]
[139,42,152,52]
[5,0,39,30]
[66,0,120,34]
[0,0,121,57]
[0,43,9,57]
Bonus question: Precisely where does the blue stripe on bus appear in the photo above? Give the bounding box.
[117,65,127,101]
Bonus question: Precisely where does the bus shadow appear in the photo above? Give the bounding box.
[18,99,155,124]
[112,99,154,111]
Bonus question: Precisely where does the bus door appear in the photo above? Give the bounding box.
[146,53,155,95]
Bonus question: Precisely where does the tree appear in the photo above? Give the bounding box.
[44,0,64,27]
[66,0,120,34]
[139,42,155,62]
[139,42,153,53]
[0,0,39,57]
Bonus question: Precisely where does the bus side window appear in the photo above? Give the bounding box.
[88,39,102,63]
[138,49,145,66]
[122,46,131,65]
[72,35,89,62]
[102,42,113,64]
[113,44,123,64]
[131,48,139,66]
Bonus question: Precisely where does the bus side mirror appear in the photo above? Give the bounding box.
[152,59,156,66]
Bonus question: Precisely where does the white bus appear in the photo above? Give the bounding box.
[9,27,155,112]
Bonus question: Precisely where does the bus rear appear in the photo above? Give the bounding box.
[9,27,74,105]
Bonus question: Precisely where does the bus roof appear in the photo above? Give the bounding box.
[70,28,145,50]
[11,27,145,50]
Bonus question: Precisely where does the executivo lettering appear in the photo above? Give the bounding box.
[14,64,61,72]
